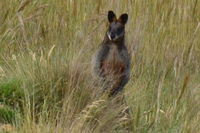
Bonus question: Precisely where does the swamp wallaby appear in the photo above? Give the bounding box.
[92,10,130,96]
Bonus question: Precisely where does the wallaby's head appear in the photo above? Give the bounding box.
[107,10,128,42]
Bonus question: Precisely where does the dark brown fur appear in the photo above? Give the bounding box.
[91,11,130,96]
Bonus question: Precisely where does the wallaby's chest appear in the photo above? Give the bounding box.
[106,45,122,62]
[102,44,125,74]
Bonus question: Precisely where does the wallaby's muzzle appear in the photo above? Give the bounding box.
[107,32,116,41]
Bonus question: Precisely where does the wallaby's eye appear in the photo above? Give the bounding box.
[117,27,123,33]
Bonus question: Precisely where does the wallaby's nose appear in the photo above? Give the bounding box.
[110,34,115,40]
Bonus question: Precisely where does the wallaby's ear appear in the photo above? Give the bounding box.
[118,13,128,25]
[108,10,116,23]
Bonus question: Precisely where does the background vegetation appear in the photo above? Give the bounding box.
[0,0,200,132]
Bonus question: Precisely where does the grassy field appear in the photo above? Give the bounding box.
[0,0,200,132]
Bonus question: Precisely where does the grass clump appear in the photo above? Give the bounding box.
[0,79,22,125]
[0,105,17,124]
[0,79,24,108]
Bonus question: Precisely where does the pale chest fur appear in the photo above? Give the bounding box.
[102,44,125,75]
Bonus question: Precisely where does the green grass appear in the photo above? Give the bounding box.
[0,0,200,132]
[0,105,17,124]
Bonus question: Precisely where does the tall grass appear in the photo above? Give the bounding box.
[0,0,200,132]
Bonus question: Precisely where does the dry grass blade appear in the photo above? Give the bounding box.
[48,45,56,60]
[0,66,5,77]
[17,13,28,45]
[187,22,200,64]
[176,75,190,105]
[24,13,42,22]
[155,71,166,127]
[17,0,31,12]
[34,4,49,12]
